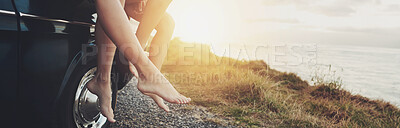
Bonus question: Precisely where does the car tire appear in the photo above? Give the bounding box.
[56,55,118,128]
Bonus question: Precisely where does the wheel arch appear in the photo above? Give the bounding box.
[52,43,133,116]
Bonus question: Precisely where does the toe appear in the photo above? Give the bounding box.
[109,108,116,122]
[154,98,170,112]
[161,104,170,112]
[180,95,189,104]
[100,105,116,123]
[108,118,116,123]
[178,97,185,104]
[176,98,182,104]
[180,97,187,104]
[186,97,191,103]
[179,95,189,102]
[108,116,116,123]
[103,109,115,123]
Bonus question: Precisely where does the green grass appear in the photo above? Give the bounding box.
[161,38,400,127]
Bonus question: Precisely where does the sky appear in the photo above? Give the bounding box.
[166,0,400,48]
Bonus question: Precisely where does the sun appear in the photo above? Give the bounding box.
[175,8,214,43]
[167,0,237,44]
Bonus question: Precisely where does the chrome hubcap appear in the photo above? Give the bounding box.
[73,67,107,128]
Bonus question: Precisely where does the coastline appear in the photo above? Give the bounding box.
[161,38,400,127]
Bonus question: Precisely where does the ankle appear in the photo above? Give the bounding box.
[95,74,111,84]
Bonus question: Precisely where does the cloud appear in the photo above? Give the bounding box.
[304,5,356,17]
[246,18,300,24]
[375,0,382,5]
[326,27,400,35]
[384,4,400,12]
[263,0,380,17]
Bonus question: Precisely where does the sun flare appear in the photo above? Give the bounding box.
[168,0,243,44]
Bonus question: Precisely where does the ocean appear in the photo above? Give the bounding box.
[210,43,400,107]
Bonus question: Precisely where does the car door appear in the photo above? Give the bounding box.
[13,0,95,127]
[0,0,19,127]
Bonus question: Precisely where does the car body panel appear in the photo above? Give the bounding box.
[0,0,133,127]
[0,1,18,127]
[13,0,96,126]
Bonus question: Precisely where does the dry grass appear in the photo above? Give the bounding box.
[160,38,400,127]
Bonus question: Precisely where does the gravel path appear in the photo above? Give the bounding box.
[110,78,237,127]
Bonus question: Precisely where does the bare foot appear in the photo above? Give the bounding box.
[137,74,191,104]
[129,62,174,111]
[87,77,116,123]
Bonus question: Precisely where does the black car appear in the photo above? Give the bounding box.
[0,0,134,127]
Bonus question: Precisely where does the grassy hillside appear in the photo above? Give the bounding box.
[160,38,400,127]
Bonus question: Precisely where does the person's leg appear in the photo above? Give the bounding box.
[139,14,177,112]
[125,11,176,111]
[124,1,177,112]
[87,19,117,122]
[95,0,190,107]
[148,13,174,69]
[135,0,172,48]
[124,0,173,70]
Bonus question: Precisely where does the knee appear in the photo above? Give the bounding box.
[124,4,138,19]
[156,14,175,33]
